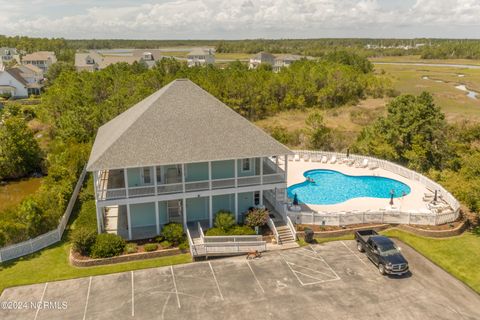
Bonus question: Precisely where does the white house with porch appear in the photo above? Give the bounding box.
[87,79,292,241]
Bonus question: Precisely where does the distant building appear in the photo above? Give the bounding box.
[273,54,303,72]
[0,47,21,66]
[248,52,275,69]
[187,48,215,67]
[22,51,57,72]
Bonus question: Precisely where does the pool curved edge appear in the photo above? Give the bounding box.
[288,168,412,206]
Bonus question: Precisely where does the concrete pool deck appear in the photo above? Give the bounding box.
[287,159,438,213]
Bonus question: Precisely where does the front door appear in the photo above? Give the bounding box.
[167,200,183,224]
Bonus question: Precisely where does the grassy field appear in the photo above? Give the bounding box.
[376,63,480,122]
[0,240,191,293]
[255,98,387,148]
[382,229,480,294]
[370,55,480,66]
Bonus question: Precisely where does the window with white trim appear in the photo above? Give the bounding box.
[241,158,251,172]
[143,167,151,184]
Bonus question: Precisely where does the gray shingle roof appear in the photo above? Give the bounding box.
[87,79,292,171]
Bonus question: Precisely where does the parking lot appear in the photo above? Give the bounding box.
[1,240,479,320]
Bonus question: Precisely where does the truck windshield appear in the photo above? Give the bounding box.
[378,243,399,256]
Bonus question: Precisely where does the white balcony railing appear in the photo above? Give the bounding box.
[211,178,236,189]
[97,167,286,201]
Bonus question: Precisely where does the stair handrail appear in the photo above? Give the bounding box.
[267,217,280,244]
[286,216,297,240]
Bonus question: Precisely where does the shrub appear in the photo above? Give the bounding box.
[162,223,184,245]
[178,242,189,251]
[230,225,256,235]
[155,235,165,243]
[125,243,137,254]
[205,226,255,236]
[70,227,96,255]
[144,243,158,252]
[214,210,235,232]
[160,240,172,249]
[245,208,269,228]
[90,233,125,258]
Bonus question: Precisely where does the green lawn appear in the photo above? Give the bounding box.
[382,229,480,294]
[0,241,191,293]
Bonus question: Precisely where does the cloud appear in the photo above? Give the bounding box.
[0,0,479,39]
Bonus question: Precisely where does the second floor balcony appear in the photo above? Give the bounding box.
[95,156,286,202]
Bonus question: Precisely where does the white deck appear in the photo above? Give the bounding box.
[287,159,440,214]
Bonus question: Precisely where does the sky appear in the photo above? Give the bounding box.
[0,0,480,39]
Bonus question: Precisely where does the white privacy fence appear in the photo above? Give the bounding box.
[0,166,87,263]
[283,150,460,226]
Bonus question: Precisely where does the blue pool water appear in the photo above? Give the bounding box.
[287,169,411,205]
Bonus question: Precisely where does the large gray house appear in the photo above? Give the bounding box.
[87,79,292,240]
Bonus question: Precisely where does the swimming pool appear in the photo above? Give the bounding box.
[287,169,411,205]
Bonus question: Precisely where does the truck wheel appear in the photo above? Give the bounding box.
[378,264,386,275]
[356,242,364,252]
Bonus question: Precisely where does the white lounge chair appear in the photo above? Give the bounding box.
[357,158,368,168]
[329,155,337,164]
[321,155,328,163]
[303,154,310,162]
[294,154,300,161]
[312,154,320,162]
[369,162,379,170]
[288,154,294,161]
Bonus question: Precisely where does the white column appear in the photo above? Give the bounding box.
[153,166,158,195]
[127,204,132,240]
[260,157,264,185]
[93,171,98,200]
[182,198,187,229]
[260,190,264,206]
[96,206,102,234]
[234,192,239,223]
[208,161,212,190]
[284,155,288,202]
[275,156,279,171]
[181,164,186,193]
[124,169,129,198]
[209,195,213,228]
[155,201,160,235]
[234,159,238,188]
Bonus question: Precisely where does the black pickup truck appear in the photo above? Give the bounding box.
[355,230,409,275]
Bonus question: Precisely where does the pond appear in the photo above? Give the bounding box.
[0,177,43,212]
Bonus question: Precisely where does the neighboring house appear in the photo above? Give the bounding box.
[273,54,303,72]
[87,79,291,240]
[187,48,215,67]
[248,52,275,69]
[0,47,21,65]
[75,50,162,71]
[0,68,29,98]
[22,51,57,72]
[75,52,101,72]
[17,64,44,95]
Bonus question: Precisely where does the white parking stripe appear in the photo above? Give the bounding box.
[170,266,181,308]
[82,277,92,320]
[131,271,135,317]
[33,282,48,320]
[309,245,341,280]
[340,241,369,267]
[208,262,224,301]
[246,260,265,293]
